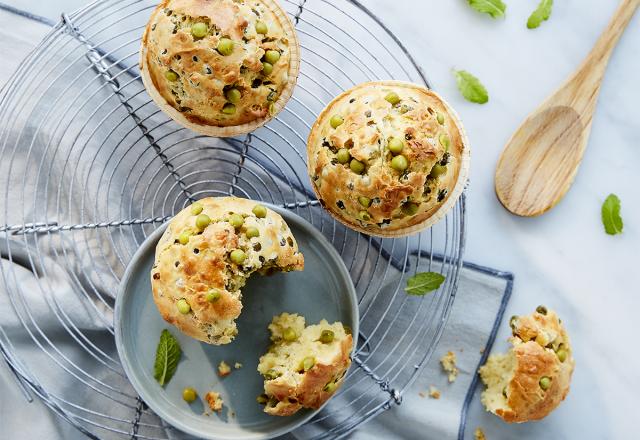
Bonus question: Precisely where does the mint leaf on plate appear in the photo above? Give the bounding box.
[467,0,507,18]
[453,70,489,104]
[602,194,623,235]
[405,272,446,296]
[527,0,553,29]
[154,329,182,386]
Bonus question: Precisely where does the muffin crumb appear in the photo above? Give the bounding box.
[474,427,487,440]
[234,362,243,369]
[440,351,458,382]
[428,385,441,399]
[218,360,232,377]
[205,391,224,412]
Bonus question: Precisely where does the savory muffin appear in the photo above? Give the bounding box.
[140,0,300,136]
[257,313,353,416]
[307,81,470,237]
[150,197,304,344]
[479,306,575,423]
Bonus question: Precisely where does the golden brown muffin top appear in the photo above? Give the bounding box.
[307,81,469,237]
[151,197,304,344]
[142,0,298,129]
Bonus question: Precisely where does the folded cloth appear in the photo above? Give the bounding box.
[0,5,513,440]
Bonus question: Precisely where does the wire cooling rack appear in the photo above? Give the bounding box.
[0,0,466,438]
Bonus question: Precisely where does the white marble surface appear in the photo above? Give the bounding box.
[1,0,639,438]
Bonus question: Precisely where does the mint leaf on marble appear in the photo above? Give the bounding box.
[405,272,446,296]
[527,0,553,29]
[154,329,182,386]
[601,194,623,235]
[453,70,489,104]
[467,0,507,18]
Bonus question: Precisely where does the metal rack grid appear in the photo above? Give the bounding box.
[0,0,466,438]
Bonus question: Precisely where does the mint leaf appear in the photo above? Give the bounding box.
[467,0,507,18]
[527,0,553,29]
[154,329,182,386]
[601,194,623,235]
[405,272,446,296]
[453,70,489,104]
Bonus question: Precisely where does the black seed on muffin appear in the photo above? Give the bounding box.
[253,243,262,251]
[349,98,356,103]
[440,152,450,166]
[251,78,262,88]
[336,200,345,209]
[405,133,413,140]
[365,110,371,117]
[194,248,200,254]
[259,255,265,263]
[193,56,198,62]
[437,189,448,202]
[280,238,286,246]
[153,273,160,280]
[151,23,157,31]
[287,237,294,247]
[175,261,180,267]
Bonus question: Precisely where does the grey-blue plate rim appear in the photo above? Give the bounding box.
[114,203,359,440]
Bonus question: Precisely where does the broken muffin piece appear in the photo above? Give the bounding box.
[479,306,575,423]
[218,361,232,377]
[257,313,353,416]
[440,350,458,383]
[205,391,224,412]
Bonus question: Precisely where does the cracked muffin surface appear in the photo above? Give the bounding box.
[307,81,470,237]
[141,0,299,132]
[150,197,304,344]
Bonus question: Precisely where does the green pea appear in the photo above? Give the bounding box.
[222,103,236,115]
[388,137,404,154]
[301,356,315,371]
[384,92,400,105]
[402,202,419,216]
[225,88,241,104]
[323,382,337,393]
[165,70,178,82]
[536,305,548,315]
[245,226,260,238]
[264,50,280,65]
[429,164,447,179]
[357,210,371,222]
[196,213,211,230]
[539,376,551,390]
[217,38,234,56]
[230,249,246,265]
[350,159,365,174]
[252,204,267,218]
[206,289,221,302]
[439,133,450,150]
[256,394,269,404]
[556,348,567,363]
[391,155,408,171]
[264,369,279,380]
[358,196,371,208]
[228,213,244,229]
[283,327,297,342]
[190,203,203,215]
[330,115,344,129]
[319,329,334,343]
[178,231,191,245]
[436,112,445,125]
[262,62,273,75]
[182,387,198,402]
[191,22,208,38]
[255,21,268,34]
[177,299,191,314]
[336,148,350,164]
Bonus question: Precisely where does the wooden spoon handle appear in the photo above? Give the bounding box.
[580,0,639,81]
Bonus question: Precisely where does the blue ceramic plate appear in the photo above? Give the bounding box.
[115,205,359,440]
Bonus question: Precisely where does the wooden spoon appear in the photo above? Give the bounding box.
[495,0,639,217]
